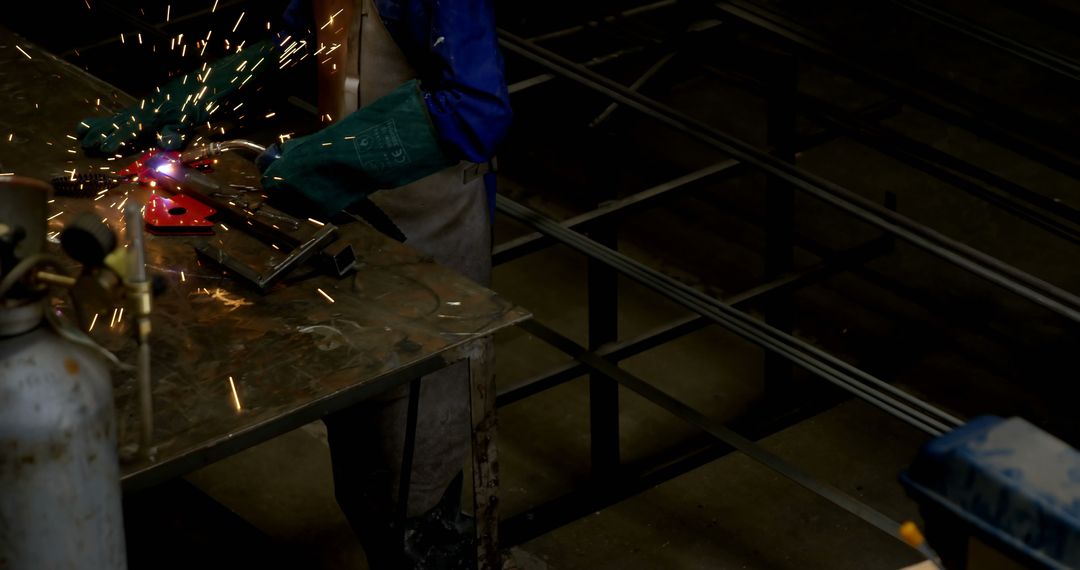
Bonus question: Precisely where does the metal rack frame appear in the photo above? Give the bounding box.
[492,0,1080,547]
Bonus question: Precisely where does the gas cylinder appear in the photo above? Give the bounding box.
[0,176,127,569]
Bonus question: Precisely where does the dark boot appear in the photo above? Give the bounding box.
[402,472,476,570]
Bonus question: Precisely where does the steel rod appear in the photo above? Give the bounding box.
[496,29,1080,324]
[494,98,902,267]
[519,318,910,541]
[699,55,1080,244]
[497,236,889,407]
[525,0,679,43]
[885,0,1080,82]
[497,195,961,435]
[712,0,1080,180]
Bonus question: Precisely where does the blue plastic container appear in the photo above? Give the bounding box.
[901,416,1080,569]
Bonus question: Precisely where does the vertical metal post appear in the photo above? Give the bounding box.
[763,51,799,400]
[397,378,422,525]
[588,202,621,480]
[468,339,500,570]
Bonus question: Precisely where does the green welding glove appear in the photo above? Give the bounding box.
[76,39,279,155]
[260,80,456,219]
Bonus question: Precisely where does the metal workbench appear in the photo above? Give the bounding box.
[0,26,528,570]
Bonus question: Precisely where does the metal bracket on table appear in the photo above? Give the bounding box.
[151,160,359,291]
[194,224,351,292]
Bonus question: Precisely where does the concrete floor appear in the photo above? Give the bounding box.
[5,0,1078,567]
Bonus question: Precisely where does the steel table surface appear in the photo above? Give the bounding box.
[0,28,528,563]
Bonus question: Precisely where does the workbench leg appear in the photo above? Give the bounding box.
[468,338,500,570]
[764,50,798,402]
[397,378,422,525]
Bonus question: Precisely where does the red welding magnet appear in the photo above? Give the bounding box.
[145,194,216,235]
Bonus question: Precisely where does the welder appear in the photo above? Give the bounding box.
[76,1,512,568]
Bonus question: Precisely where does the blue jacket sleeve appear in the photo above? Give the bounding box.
[377,0,514,163]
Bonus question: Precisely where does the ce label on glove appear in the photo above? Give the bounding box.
[354,119,411,174]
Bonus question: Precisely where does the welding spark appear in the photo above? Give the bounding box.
[228,376,242,412]
[84,0,91,9]
[220,223,229,231]
[88,313,99,331]
[15,45,32,60]
[180,270,186,282]
[316,288,336,304]
[211,0,219,12]
[120,33,125,44]
[320,8,344,29]
[47,211,63,221]
[307,217,324,227]
[109,307,119,328]
[165,4,170,21]
[265,112,276,118]
[117,307,124,322]
[137,33,142,45]
[232,12,245,33]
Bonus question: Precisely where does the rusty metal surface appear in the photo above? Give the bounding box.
[0,27,529,490]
